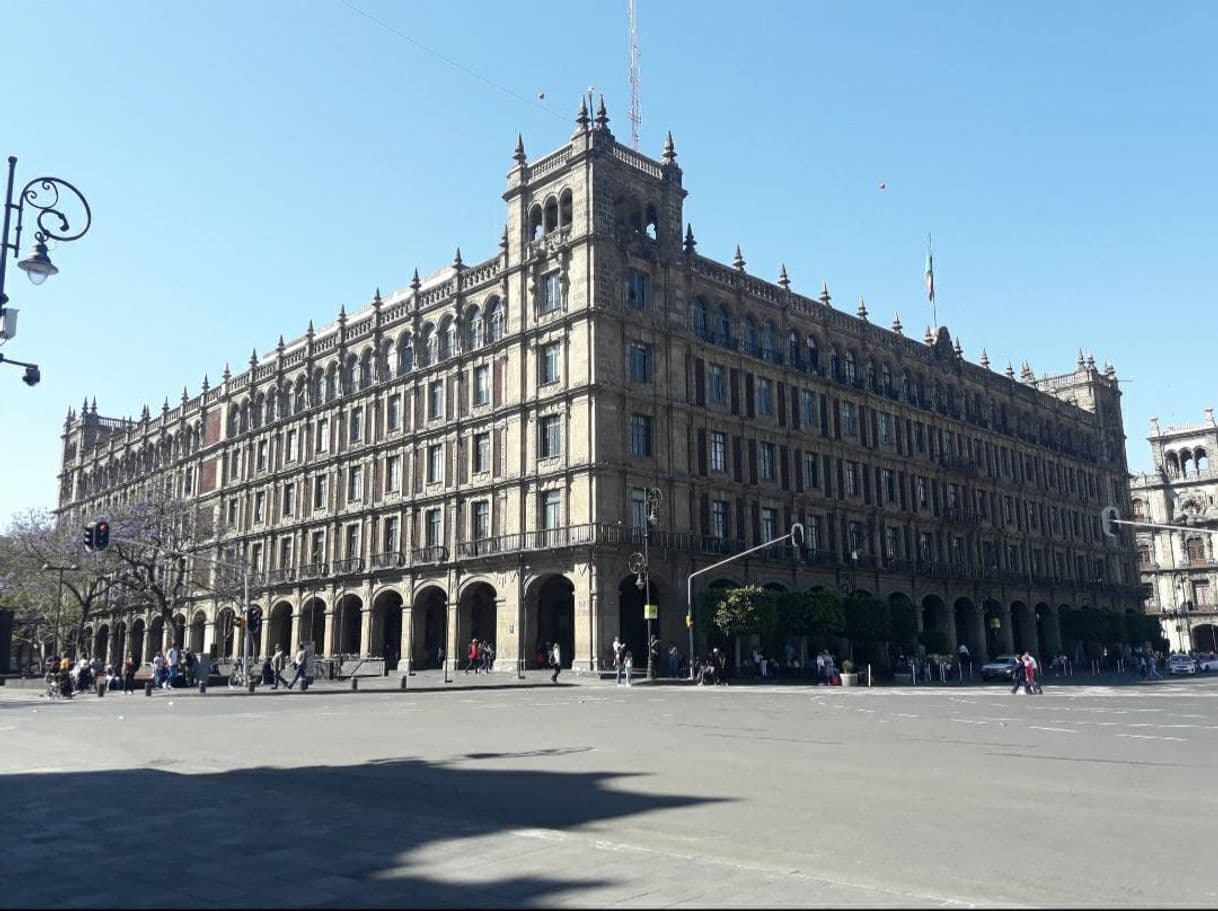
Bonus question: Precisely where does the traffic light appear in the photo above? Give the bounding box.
[94,520,110,551]
[247,606,263,634]
[83,521,97,552]
[1100,506,1120,539]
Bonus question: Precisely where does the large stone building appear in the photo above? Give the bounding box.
[55,99,1141,674]
[1130,411,1218,653]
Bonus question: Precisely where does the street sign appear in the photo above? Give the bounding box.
[644,603,658,620]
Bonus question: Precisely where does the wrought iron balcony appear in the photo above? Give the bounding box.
[333,557,365,575]
[371,551,405,569]
[299,561,328,579]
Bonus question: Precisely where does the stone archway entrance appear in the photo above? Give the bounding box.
[215,608,235,658]
[955,597,984,661]
[147,616,165,661]
[617,576,652,668]
[457,583,497,669]
[299,598,326,656]
[1011,601,1037,655]
[94,625,109,665]
[530,575,575,668]
[337,594,363,656]
[268,602,293,655]
[411,586,447,670]
[371,590,404,670]
[171,614,186,650]
[189,611,206,653]
[129,619,145,665]
[919,595,951,652]
[112,621,127,666]
[1193,624,1218,653]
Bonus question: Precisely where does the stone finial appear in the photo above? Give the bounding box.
[140,405,150,422]
[372,288,382,310]
[819,282,832,307]
[924,325,935,345]
[1151,416,1161,434]
[1205,407,1215,425]
[683,224,696,254]
[337,304,347,324]
[201,375,210,393]
[162,398,169,414]
[733,245,745,272]
[182,386,189,405]
[980,348,991,370]
[453,247,464,270]
[1086,352,1096,370]
[90,397,97,414]
[306,319,314,338]
[499,224,509,255]
[778,264,790,289]
[411,268,421,294]
[1077,348,1086,369]
[1021,361,1033,382]
[594,95,609,129]
[1005,361,1015,379]
[662,130,676,165]
[81,396,89,414]
[277,334,286,352]
[953,337,963,357]
[222,363,231,383]
[1104,361,1116,379]
[513,133,527,165]
[249,348,258,370]
[574,97,589,133]
[892,312,903,335]
[856,297,868,320]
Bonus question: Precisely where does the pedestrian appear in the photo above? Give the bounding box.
[465,638,480,674]
[271,645,287,689]
[184,650,197,686]
[1147,653,1162,680]
[668,643,680,678]
[614,640,625,686]
[1010,657,1027,695]
[550,641,562,684]
[288,643,308,689]
[958,642,971,680]
[123,653,137,694]
[624,648,633,686]
[815,651,826,685]
[1023,652,1042,694]
[612,636,624,669]
[152,653,165,690]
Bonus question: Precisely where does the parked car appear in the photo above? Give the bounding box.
[1167,654,1197,675]
[1195,653,1218,672]
[982,655,1022,681]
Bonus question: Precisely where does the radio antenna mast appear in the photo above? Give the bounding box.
[628,0,641,150]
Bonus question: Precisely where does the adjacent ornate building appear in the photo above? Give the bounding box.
[1130,411,1218,652]
[56,99,1141,674]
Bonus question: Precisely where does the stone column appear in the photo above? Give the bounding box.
[445,601,459,675]
[493,596,511,672]
[289,610,301,652]
[359,607,373,658]
[998,604,1014,655]
[400,606,413,674]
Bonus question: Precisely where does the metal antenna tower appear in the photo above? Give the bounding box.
[628,0,641,150]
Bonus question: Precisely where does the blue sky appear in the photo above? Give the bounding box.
[1,0,1214,522]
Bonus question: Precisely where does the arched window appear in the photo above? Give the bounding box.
[743,317,757,354]
[717,306,731,346]
[830,346,841,382]
[239,402,250,433]
[760,321,776,359]
[1198,449,1210,474]
[644,204,658,240]
[325,368,337,402]
[529,205,543,240]
[543,196,558,234]
[486,298,504,343]
[360,351,373,389]
[881,364,892,396]
[1181,451,1193,477]
[399,339,414,374]
[843,351,856,385]
[865,359,876,391]
[264,394,275,424]
[227,408,239,438]
[1186,536,1206,564]
[466,306,484,350]
[1165,451,1180,478]
[788,331,799,365]
[806,335,819,372]
[691,297,708,339]
[559,189,573,227]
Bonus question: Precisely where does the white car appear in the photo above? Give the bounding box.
[1195,653,1218,673]
[1167,654,1197,675]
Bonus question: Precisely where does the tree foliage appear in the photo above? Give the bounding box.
[710,585,776,637]
[844,594,892,643]
[918,629,951,655]
[888,595,918,645]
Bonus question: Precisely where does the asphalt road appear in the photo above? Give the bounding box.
[3,674,1217,908]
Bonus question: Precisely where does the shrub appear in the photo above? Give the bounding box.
[918,629,951,655]
[841,659,855,674]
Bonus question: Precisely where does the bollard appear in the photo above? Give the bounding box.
[350,676,359,691]
[867,664,872,688]
[400,675,408,690]
[199,680,207,694]
[97,681,106,698]
[247,679,256,694]
[145,681,153,697]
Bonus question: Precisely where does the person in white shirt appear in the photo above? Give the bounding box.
[288,645,309,690]
[550,642,561,684]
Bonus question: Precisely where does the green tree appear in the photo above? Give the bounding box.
[710,585,775,669]
[918,628,951,655]
[805,588,845,638]
[844,595,892,644]
[889,595,918,647]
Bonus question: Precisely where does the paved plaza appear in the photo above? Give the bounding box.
[2,673,1217,908]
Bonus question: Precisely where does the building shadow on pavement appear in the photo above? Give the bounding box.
[0,753,723,908]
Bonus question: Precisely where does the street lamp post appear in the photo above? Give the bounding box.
[629,488,662,681]
[0,156,92,382]
[40,562,78,657]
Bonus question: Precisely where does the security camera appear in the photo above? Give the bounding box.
[22,365,40,387]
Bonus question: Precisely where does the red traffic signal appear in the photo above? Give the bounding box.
[94,520,110,551]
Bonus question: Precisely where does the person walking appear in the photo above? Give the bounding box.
[288,643,308,689]
[1011,655,1029,695]
[271,645,287,689]
[122,654,137,694]
[550,641,562,684]
[624,648,634,686]
[958,642,972,680]
[614,641,625,686]
[465,638,480,675]
[1023,652,1042,694]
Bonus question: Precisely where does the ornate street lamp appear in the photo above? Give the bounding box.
[629,487,663,680]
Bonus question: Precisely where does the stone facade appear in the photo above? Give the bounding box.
[1130,411,1218,653]
[55,100,1141,673]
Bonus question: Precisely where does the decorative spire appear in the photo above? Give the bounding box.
[733,245,745,272]
[513,133,527,165]
[892,312,903,335]
[683,224,696,255]
[819,282,831,307]
[924,325,935,345]
[453,247,464,270]
[575,97,589,133]
[856,297,868,321]
[594,95,609,129]
[411,268,421,294]
[953,337,963,357]
[182,386,189,405]
[222,363,231,383]
[1005,361,1015,379]
[90,397,96,414]
[778,264,789,289]
[249,348,258,370]
[499,224,509,255]
[1086,351,1096,370]
[1104,361,1116,378]
[277,334,286,352]
[162,397,169,414]
[372,288,382,310]
[306,319,314,338]
[338,304,347,323]
[81,396,89,414]
[1020,361,1033,381]
[980,348,991,370]
[662,130,676,165]
[1077,348,1086,369]
[201,375,209,393]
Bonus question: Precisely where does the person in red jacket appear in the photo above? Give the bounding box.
[465,638,480,675]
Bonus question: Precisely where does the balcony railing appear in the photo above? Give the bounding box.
[371,550,405,569]
[266,567,297,585]
[333,557,365,575]
[411,545,448,565]
[299,561,328,579]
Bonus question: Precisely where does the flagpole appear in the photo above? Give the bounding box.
[925,233,937,328]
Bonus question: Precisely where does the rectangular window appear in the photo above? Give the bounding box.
[630,414,653,457]
[916,477,928,507]
[349,406,364,443]
[256,440,268,471]
[473,365,490,406]
[710,431,726,472]
[542,490,563,529]
[282,483,295,517]
[428,381,444,420]
[313,475,326,510]
[427,444,443,484]
[541,341,561,385]
[540,414,563,459]
[758,379,774,416]
[629,342,650,382]
[711,500,728,540]
[278,537,293,569]
[344,524,360,559]
[253,491,266,523]
[227,499,238,525]
[879,412,891,445]
[709,365,726,405]
[542,271,563,313]
[316,418,329,453]
[250,542,263,572]
[801,390,817,427]
[183,467,194,495]
[473,500,490,540]
[425,508,442,548]
[626,270,648,310]
[760,507,777,541]
[807,516,822,552]
[840,401,857,435]
[348,465,363,502]
[386,454,402,492]
[387,395,402,431]
[310,529,325,564]
[473,432,490,474]
[845,461,858,496]
[884,527,898,559]
[383,516,399,553]
[631,487,647,528]
[285,428,298,462]
[759,442,776,481]
[803,452,819,488]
